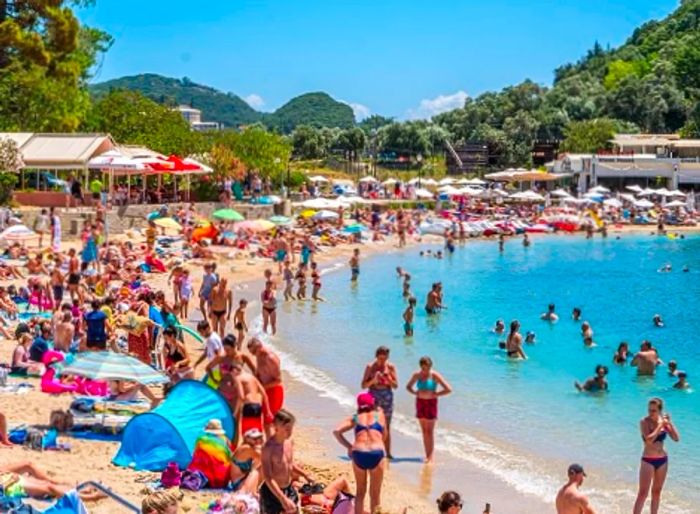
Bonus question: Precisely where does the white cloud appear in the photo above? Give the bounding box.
[243,94,265,109]
[406,90,468,120]
[341,100,371,121]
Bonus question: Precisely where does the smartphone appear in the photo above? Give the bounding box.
[484,503,491,513]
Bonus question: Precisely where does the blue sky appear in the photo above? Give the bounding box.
[79,0,680,120]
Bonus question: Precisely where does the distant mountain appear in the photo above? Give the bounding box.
[89,74,355,132]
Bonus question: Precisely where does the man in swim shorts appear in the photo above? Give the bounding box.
[198,263,219,324]
[248,337,285,436]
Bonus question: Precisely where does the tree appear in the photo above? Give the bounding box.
[377,123,430,156]
[291,125,326,159]
[334,128,366,161]
[0,138,23,204]
[208,144,245,181]
[85,90,203,156]
[560,119,623,153]
[358,115,394,133]
[214,127,291,184]
[0,1,112,131]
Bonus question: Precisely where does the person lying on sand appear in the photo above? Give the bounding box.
[0,461,106,501]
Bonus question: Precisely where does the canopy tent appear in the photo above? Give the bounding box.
[1,133,115,171]
[113,380,234,471]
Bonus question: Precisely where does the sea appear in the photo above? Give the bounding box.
[268,233,700,513]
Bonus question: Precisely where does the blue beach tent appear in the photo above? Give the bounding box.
[112,380,234,471]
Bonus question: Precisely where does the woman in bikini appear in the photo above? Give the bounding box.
[161,326,194,384]
[333,393,387,514]
[229,428,264,494]
[310,262,324,301]
[406,356,452,463]
[504,320,527,359]
[261,280,277,335]
[633,397,680,514]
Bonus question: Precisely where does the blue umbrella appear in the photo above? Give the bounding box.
[61,351,168,385]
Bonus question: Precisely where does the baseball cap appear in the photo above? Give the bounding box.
[568,463,587,476]
[357,392,375,409]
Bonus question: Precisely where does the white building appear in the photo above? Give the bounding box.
[550,134,700,192]
[175,106,221,132]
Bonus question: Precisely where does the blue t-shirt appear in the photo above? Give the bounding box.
[29,336,50,362]
[84,310,107,343]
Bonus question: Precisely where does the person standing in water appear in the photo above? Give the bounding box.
[403,297,416,336]
[541,303,559,322]
[310,262,324,301]
[633,398,680,514]
[555,464,597,514]
[498,234,505,252]
[505,320,527,359]
[523,233,531,247]
[425,282,445,315]
[406,356,452,463]
[349,248,360,282]
[209,277,233,337]
[361,346,398,459]
[632,341,661,376]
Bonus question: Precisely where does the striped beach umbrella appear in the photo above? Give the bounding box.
[0,224,38,241]
[61,351,168,385]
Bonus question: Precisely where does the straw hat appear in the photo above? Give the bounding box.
[204,419,226,436]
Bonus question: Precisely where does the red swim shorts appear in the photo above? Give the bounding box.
[416,398,438,420]
[264,384,285,424]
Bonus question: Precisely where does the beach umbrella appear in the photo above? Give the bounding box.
[634,199,654,209]
[307,175,329,183]
[438,185,459,195]
[0,224,37,241]
[422,178,438,186]
[510,191,545,202]
[382,178,399,186]
[153,217,182,230]
[61,351,168,385]
[414,188,434,199]
[253,219,275,231]
[626,185,643,193]
[299,209,317,218]
[655,187,673,197]
[551,188,572,198]
[359,176,378,183]
[438,178,455,186]
[665,200,686,208]
[312,210,339,220]
[668,190,686,198]
[638,188,657,196]
[338,196,369,205]
[269,215,292,225]
[603,198,623,208]
[301,198,341,209]
[212,208,245,221]
[234,220,274,232]
[464,178,487,186]
[589,185,610,194]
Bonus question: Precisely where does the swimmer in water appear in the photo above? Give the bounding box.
[682,265,689,272]
[653,314,664,328]
[613,342,629,365]
[673,371,689,390]
[402,274,412,299]
[541,303,559,322]
[584,336,596,348]
[504,320,527,360]
[667,360,678,377]
[631,341,661,376]
[419,251,425,257]
[435,250,443,260]
[658,263,672,273]
[523,234,531,247]
[525,331,536,344]
[493,319,505,335]
[403,297,416,337]
[581,321,593,340]
[575,365,609,393]
[425,282,445,315]
[396,267,405,278]
[572,307,581,322]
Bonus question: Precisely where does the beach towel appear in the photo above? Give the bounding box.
[43,490,89,514]
[187,433,232,489]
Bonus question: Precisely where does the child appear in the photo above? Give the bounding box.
[283,261,295,301]
[234,299,248,349]
[311,262,323,302]
[403,297,416,336]
[296,264,307,300]
[349,248,360,282]
[179,269,192,319]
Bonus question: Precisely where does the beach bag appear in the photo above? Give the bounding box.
[180,470,208,491]
[160,462,182,488]
[49,410,74,432]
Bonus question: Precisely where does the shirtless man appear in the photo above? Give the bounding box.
[555,464,597,514]
[53,312,75,352]
[66,248,81,302]
[425,282,445,315]
[260,410,313,514]
[209,277,233,337]
[238,366,273,440]
[631,341,660,376]
[248,337,284,434]
[50,259,65,311]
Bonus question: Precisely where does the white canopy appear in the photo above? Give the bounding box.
[603,198,623,208]
[301,198,341,209]
[668,190,686,198]
[464,178,487,186]
[551,188,572,198]
[414,188,434,199]
[457,187,485,196]
[338,195,369,205]
[359,176,378,183]
[634,199,654,209]
[438,178,455,186]
[626,185,643,193]
[510,191,545,202]
[589,185,610,194]
[563,197,593,205]
[438,185,460,195]
[422,178,438,186]
[382,178,399,186]
[665,200,686,208]
[619,193,637,203]
[637,188,657,196]
[312,210,339,220]
[307,175,329,183]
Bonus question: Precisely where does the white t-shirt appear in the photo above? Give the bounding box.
[205,332,223,360]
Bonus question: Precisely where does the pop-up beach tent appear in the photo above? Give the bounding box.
[112,380,234,471]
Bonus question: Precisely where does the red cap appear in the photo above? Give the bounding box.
[357,392,375,409]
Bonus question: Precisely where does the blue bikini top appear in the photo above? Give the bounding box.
[354,412,384,435]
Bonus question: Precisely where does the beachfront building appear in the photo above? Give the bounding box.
[175,105,221,131]
[550,134,700,192]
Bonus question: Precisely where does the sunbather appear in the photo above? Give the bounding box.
[0,461,106,501]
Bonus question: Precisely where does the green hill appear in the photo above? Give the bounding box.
[89,75,355,132]
[265,92,355,133]
[90,74,262,128]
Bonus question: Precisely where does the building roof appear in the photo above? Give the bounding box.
[0,133,115,169]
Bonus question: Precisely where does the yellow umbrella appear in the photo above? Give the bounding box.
[153,217,182,230]
[300,209,317,218]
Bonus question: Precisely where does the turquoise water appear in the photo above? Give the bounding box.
[272,234,700,513]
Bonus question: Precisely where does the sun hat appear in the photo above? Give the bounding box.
[357,392,375,409]
[204,419,226,436]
